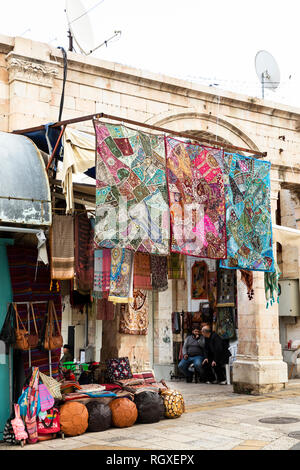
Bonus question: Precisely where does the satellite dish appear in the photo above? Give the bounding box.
[255,50,281,98]
[65,0,122,56]
[66,0,96,55]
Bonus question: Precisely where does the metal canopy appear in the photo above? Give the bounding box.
[0,132,51,226]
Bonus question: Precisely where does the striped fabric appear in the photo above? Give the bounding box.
[7,246,62,378]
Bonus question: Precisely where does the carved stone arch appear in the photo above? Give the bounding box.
[145,108,261,153]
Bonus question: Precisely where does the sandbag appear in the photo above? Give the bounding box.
[59,401,88,436]
[86,401,112,432]
[109,398,138,428]
[134,391,165,424]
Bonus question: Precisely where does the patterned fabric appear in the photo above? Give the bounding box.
[150,255,168,292]
[7,246,62,378]
[94,121,170,255]
[113,378,145,387]
[74,213,94,291]
[119,290,148,335]
[106,357,133,382]
[93,249,111,300]
[133,253,152,290]
[109,248,134,304]
[168,254,186,280]
[265,261,281,308]
[165,137,226,258]
[96,299,115,320]
[220,153,274,272]
[50,215,74,280]
[240,270,254,300]
[191,261,209,299]
[216,307,236,340]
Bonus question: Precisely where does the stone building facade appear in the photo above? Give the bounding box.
[1,34,300,392]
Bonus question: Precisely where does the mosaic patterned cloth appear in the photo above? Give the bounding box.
[94,121,170,255]
[165,137,226,258]
[108,248,134,304]
[119,290,149,336]
[220,153,274,272]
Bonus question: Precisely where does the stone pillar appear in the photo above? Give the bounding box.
[233,180,288,394]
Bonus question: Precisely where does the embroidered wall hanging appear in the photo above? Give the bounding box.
[220,153,274,272]
[119,290,149,336]
[94,121,170,255]
[165,137,226,259]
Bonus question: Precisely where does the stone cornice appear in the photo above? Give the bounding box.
[6,53,58,88]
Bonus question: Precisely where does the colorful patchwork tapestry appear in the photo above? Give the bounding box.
[119,290,149,336]
[109,248,134,304]
[94,121,170,255]
[220,153,274,272]
[93,249,111,299]
[165,137,226,259]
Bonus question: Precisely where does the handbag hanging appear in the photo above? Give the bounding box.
[0,303,16,346]
[14,304,30,351]
[27,303,39,349]
[11,404,28,442]
[44,300,63,351]
[37,407,60,435]
[38,382,55,412]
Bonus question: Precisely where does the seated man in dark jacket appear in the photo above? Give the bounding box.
[178,327,205,383]
[201,326,231,385]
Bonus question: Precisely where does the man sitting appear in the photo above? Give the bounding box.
[178,327,205,383]
[201,326,231,385]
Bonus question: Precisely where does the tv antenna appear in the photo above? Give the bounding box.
[255,50,280,99]
[65,0,121,55]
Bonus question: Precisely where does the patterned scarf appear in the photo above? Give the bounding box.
[220,153,274,272]
[50,214,74,280]
[150,255,168,292]
[109,248,134,304]
[133,253,152,290]
[265,262,281,308]
[93,249,111,300]
[165,136,226,259]
[94,121,170,255]
[74,213,94,291]
[168,253,186,280]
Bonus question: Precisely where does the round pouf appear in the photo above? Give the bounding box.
[86,401,112,432]
[160,390,185,419]
[109,398,138,428]
[134,391,165,424]
[59,402,89,436]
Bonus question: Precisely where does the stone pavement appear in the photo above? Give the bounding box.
[3,380,300,451]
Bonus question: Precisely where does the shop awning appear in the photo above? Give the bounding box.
[0,131,51,226]
[273,224,300,249]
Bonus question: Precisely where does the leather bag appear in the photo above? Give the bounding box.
[27,303,39,349]
[14,304,30,351]
[44,301,63,351]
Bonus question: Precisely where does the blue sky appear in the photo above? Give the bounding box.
[1,0,300,107]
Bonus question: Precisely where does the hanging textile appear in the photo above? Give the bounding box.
[119,290,148,335]
[7,246,62,378]
[165,136,226,258]
[191,261,209,299]
[265,261,281,308]
[172,312,181,334]
[93,249,111,300]
[74,213,94,292]
[133,252,152,290]
[96,299,115,321]
[150,255,168,292]
[50,214,74,280]
[216,307,236,340]
[168,253,186,280]
[220,153,274,272]
[240,270,254,300]
[61,127,96,213]
[109,248,134,304]
[94,121,170,255]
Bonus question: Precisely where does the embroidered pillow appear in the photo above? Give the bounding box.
[106,357,133,383]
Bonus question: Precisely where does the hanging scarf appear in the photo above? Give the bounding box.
[168,254,186,280]
[265,262,281,308]
[50,214,75,280]
[93,249,111,300]
[74,213,94,291]
[150,255,168,292]
[240,270,254,300]
[133,253,152,290]
[109,248,134,304]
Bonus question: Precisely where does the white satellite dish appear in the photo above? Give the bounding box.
[65,0,122,56]
[255,50,281,99]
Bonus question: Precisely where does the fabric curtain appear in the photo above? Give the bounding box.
[94,121,170,255]
[165,136,226,259]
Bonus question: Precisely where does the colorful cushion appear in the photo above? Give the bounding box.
[106,357,133,383]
